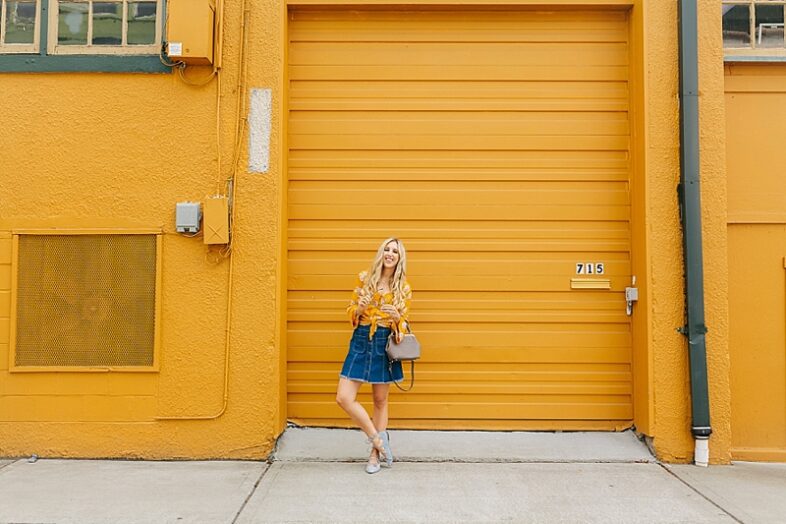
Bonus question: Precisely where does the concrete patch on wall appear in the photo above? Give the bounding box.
[249,88,272,173]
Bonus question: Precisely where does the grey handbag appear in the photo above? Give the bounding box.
[386,324,420,392]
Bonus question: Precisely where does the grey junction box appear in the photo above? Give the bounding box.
[176,202,202,233]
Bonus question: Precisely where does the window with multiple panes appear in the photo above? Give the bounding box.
[0,0,162,55]
[724,1,786,57]
[51,0,161,55]
[0,1,40,53]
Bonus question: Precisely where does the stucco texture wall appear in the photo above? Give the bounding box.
[645,0,731,464]
[0,1,285,459]
[0,0,734,462]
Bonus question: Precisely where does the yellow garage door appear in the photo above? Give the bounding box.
[287,8,633,430]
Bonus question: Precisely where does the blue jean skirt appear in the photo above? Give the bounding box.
[340,324,404,384]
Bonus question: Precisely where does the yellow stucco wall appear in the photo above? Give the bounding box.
[644,0,731,464]
[0,0,733,462]
[0,1,286,459]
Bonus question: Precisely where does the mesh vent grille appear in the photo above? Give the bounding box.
[15,234,157,367]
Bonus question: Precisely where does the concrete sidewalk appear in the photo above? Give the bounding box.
[1,429,784,523]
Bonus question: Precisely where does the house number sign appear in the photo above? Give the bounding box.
[575,262,605,275]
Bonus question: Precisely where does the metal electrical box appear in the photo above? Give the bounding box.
[176,202,202,234]
[166,0,215,65]
[203,196,229,245]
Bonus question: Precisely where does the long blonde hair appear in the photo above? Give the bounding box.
[362,237,408,311]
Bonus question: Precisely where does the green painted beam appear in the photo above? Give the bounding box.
[0,54,170,73]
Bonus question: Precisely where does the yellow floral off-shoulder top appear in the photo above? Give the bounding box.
[347,271,412,343]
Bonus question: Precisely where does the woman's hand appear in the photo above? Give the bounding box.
[357,293,372,313]
[380,304,400,322]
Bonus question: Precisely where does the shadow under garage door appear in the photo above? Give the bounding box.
[286,7,634,430]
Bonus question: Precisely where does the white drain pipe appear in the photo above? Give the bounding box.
[694,438,709,467]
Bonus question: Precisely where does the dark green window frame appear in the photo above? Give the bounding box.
[0,0,169,73]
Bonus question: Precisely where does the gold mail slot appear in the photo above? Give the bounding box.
[571,278,611,290]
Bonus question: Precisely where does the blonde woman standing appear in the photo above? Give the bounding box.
[336,238,412,474]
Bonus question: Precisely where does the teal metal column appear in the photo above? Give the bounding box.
[678,0,712,440]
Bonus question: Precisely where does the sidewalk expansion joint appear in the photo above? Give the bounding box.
[230,463,273,524]
[657,463,745,524]
[0,459,22,472]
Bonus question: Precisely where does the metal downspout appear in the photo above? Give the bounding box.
[678,0,713,466]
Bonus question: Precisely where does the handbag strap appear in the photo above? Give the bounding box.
[390,360,415,392]
[388,322,415,391]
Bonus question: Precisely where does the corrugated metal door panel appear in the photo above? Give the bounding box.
[287,8,633,429]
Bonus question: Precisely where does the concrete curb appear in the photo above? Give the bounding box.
[272,427,657,464]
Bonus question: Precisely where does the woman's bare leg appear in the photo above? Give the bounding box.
[371,384,390,433]
[336,378,379,438]
[367,384,390,465]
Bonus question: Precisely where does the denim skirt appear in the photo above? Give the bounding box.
[340,324,404,384]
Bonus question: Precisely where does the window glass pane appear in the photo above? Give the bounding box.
[5,1,37,44]
[723,4,752,48]
[127,1,156,44]
[58,2,88,45]
[92,2,122,45]
[756,4,785,48]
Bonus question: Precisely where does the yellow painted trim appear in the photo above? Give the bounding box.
[278,1,290,433]
[626,0,653,436]
[725,49,786,59]
[10,366,159,373]
[570,278,612,290]
[727,215,786,224]
[287,0,634,5]
[726,76,786,94]
[295,419,635,431]
[7,235,19,371]
[731,448,786,462]
[726,82,786,95]
[153,233,163,371]
[9,230,163,373]
[12,228,163,235]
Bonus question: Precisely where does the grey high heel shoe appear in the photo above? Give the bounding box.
[379,431,394,467]
[365,449,381,474]
[366,433,387,472]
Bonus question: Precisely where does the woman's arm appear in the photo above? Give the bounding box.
[346,272,369,328]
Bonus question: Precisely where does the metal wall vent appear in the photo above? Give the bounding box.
[14,234,158,367]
